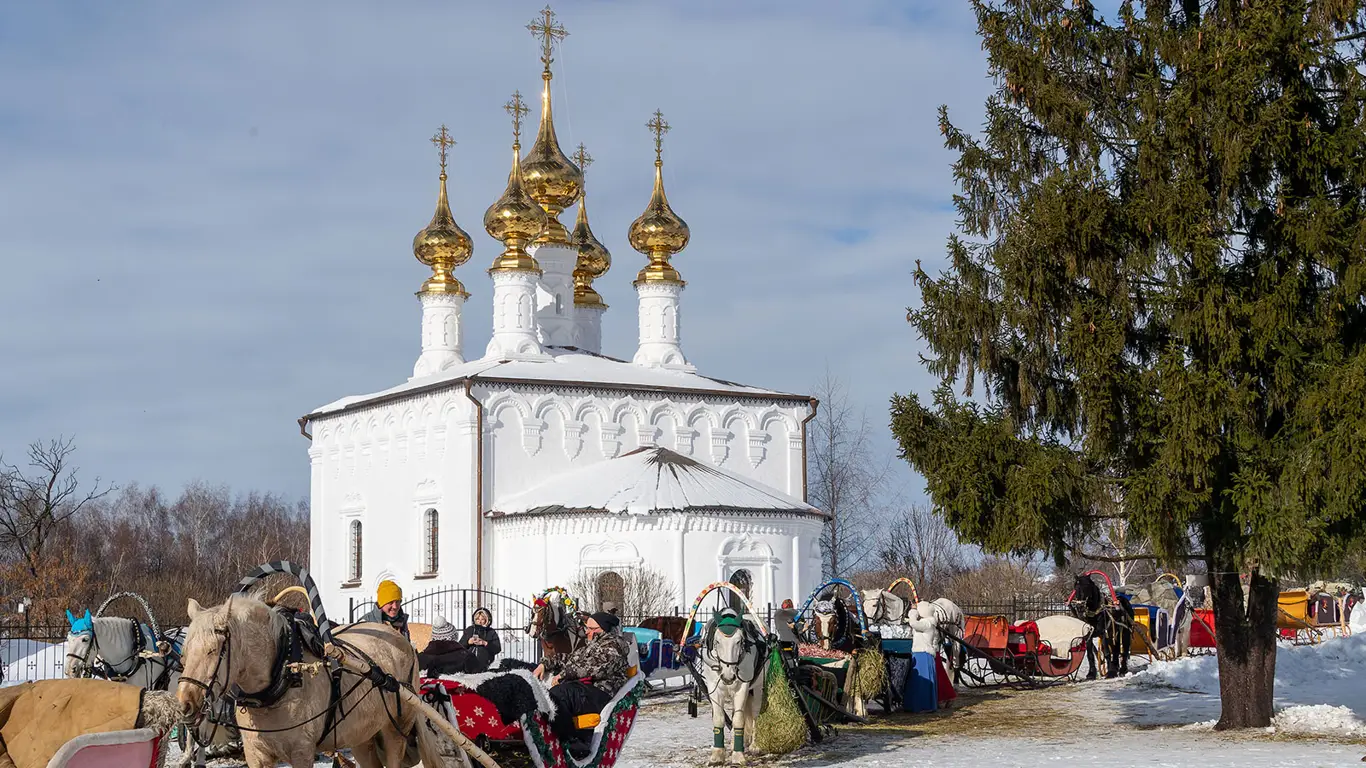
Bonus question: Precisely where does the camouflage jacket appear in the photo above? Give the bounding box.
[543,631,630,695]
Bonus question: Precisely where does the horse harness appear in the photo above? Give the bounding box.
[700,620,767,687]
[68,620,181,689]
[180,606,405,748]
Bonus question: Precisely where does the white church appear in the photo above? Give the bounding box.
[300,9,826,619]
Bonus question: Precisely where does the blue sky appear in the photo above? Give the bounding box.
[0,1,992,502]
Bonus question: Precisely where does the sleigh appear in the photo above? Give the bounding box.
[46,729,165,768]
[951,615,1087,685]
[420,636,646,768]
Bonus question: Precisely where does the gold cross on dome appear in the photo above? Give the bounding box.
[429,124,455,174]
[527,6,567,72]
[646,110,670,162]
[572,143,593,171]
[505,91,529,144]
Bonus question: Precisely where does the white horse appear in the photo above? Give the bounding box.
[64,610,237,765]
[912,598,966,668]
[698,609,767,766]
[64,611,182,689]
[861,590,910,638]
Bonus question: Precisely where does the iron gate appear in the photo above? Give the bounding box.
[350,585,541,663]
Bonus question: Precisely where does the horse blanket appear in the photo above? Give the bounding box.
[0,679,145,768]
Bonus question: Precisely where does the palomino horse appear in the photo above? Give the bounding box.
[176,595,445,768]
[696,609,767,766]
[1069,572,1135,679]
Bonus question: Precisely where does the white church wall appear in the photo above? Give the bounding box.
[310,378,817,612]
[489,512,822,613]
[309,392,478,615]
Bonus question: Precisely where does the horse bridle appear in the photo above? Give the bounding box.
[703,623,762,687]
[66,620,146,681]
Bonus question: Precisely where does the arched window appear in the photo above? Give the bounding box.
[728,568,752,614]
[596,570,625,612]
[349,520,363,582]
[423,509,439,574]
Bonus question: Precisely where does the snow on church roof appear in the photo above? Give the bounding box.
[305,347,809,419]
[489,446,827,519]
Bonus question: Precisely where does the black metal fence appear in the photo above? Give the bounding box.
[956,598,1071,621]
[349,586,543,663]
[1,620,71,684]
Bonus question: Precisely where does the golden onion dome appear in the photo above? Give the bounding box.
[413,163,473,296]
[571,189,611,308]
[628,111,689,285]
[484,92,548,274]
[521,74,582,246]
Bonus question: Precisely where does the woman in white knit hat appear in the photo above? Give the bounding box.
[417,613,469,677]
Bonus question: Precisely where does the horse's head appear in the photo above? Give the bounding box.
[704,609,754,684]
[1070,574,1102,617]
[861,589,905,626]
[176,596,278,721]
[813,600,840,650]
[63,609,95,678]
[528,598,564,639]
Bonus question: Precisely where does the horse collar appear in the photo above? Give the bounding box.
[227,614,305,710]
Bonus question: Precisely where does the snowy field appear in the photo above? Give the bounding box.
[50,632,1366,766]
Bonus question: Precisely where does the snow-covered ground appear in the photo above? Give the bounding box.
[1103,630,1366,735]
[621,633,1366,767]
[44,632,1366,766]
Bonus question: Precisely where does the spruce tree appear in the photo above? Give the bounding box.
[891,0,1366,728]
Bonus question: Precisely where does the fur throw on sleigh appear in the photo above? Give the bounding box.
[435,668,556,724]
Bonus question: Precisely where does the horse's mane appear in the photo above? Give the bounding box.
[184,595,284,657]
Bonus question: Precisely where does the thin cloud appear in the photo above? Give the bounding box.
[0,0,991,499]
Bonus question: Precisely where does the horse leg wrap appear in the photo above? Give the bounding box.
[732,728,744,754]
[713,727,725,749]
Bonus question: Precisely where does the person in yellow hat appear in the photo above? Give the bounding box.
[360,579,410,640]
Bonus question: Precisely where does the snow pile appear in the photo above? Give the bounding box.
[1272,704,1366,738]
[1351,605,1366,634]
[1,638,65,685]
[1128,631,1366,736]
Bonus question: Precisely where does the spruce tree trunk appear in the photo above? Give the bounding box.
[1211,565,1279,730]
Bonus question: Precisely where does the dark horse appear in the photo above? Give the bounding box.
[1069,573,1135,679]
[526,594,584,661]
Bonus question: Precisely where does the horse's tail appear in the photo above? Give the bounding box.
[409,656,468,768]
[415,713,470,768]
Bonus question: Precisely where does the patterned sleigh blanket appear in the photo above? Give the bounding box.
[428,669,556,727]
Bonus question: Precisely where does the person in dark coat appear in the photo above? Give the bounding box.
[418,614,469,677]
[534,612,630,758]
[359,580,411,641]
[461,607,502,673]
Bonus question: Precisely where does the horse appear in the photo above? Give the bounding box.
[912,598,966,669]
[64,609,240,766]
[175,595,445,768]
[860,590,909,636]
[806,598,874,718]
[1069,573,1135,679]
[527,593,584,661]
[64,609,183,690]
[810,599,854,653]
[695,609,766,766]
